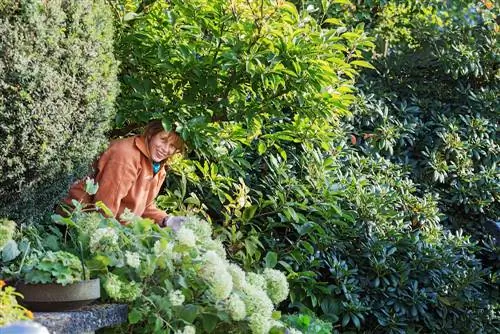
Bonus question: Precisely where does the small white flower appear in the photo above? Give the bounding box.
[209,269,233,300]
[125,251,140,269]
[287,328,303,334]
[183,216,213,240]
[168,289,185,306]
[202,239,226,259]
[103,273,122,299]
[176,227,196,248]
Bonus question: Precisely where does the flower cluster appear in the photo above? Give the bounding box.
[89,227,118,253]
[168,289,185,306]
[68,211,291,334]
[103,272,142,302]
[125,251,140,269]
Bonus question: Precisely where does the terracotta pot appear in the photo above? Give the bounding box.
[15,278,100,312]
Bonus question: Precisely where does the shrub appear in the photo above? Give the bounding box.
[341,0,499,234]
[0,0,119,224]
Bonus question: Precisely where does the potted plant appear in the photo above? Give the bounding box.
[1,220,100,312]
[14,250,100,312]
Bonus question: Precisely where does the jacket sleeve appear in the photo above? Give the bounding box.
[142,200,167,224]
[142,172,168,224]
[94,159,137,219]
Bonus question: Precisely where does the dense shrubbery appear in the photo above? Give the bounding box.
[307,0,499,235]
[0,0,118,224]
[110,0,498,332]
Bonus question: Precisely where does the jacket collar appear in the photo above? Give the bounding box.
[135,136,151,159]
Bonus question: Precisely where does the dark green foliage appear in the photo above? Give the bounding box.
[333,0,499,234]
[0,0,119,223]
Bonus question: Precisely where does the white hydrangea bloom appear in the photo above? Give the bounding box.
[200,251,233,300]
[89,227,118,253]
[269,320,285,329]
[119,208,137,223]
[248,313,271,334]
[202,250,227,268]
[202,239,226,259]
[227,293,246,321]
[247,272,266,289]
[103,273,122,299]
[168,289,185,306]
[242,283,274,319]
[183,216,212,240]
[210,269,233,300]
[176,226,196,248]
[228,264,246,290]
[125,251,140,269]
[287,328,303,334]
[262,268,289,305]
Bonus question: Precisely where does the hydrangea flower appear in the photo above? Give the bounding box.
[200,251,233,300]
[176,226,196,248]
[125,251,140,269]
[103,272,122,299]
[287,328,303,334]
[0,219,16,250]
[227,264,246,290]
[262,268,289,305]
[183,216,212,240]
[169,289,185,306]
[242,283,274,319]
[227,293,246,321]
[246,272,265,289]
[103,272,142,302]
[248,313,271,334]
[89,227,118,253]
[201,239,226,259]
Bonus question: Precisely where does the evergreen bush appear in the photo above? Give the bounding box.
[0,0,119,224]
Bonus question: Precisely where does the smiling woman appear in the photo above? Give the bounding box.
[61,121,185,227]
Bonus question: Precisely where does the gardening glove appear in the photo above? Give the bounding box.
[162,215,187,232]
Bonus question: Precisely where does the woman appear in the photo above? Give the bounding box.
[63,120,184,228]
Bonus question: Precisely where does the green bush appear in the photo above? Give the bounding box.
[0,0,119,224]
[342,0,499,234]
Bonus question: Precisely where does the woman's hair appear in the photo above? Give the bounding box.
[143,120,185,153]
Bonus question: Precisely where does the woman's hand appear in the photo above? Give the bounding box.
[161,215,186,232]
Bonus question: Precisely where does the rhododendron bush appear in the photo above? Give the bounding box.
[55,207,292,334]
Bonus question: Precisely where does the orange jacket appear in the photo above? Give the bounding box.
[64,136,167,224]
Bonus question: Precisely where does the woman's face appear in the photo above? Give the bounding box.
[149,131,181,162]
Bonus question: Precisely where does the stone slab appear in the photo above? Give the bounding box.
[34,304,127,334]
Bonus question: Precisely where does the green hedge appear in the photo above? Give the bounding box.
[0,0,119,224]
